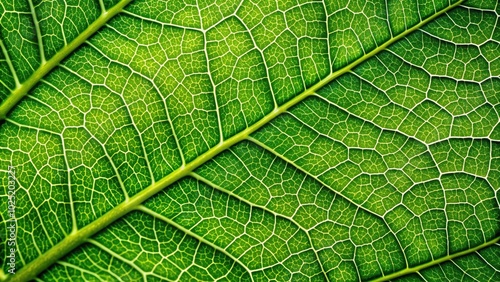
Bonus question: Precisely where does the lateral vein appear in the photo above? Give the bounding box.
[5,1,465,281]
[370,236,500,282]
[0,0,133,120]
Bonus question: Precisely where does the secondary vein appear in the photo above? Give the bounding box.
[6,0,465,281]
[370,236,500,282]
[0,0,133,120]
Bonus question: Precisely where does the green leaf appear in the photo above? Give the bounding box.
[1,0,499,281]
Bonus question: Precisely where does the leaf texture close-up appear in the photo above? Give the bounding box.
[0,0,499,281]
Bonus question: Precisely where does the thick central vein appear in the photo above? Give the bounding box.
[0,0,133,120]
[7,1,465,281]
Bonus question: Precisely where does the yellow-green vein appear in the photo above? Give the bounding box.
[0,0,133,120]
[5,0,465,281]
[371,236,500,282]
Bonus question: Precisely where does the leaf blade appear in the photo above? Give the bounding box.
[2,0,499,281]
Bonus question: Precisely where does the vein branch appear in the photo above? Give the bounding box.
[370,236,500,282]
[5,1,465,281]
[137,205,255,281]
[0,39,20,88]
[27,0,46,64]
[190,172,329,281]
[0,0,133,121]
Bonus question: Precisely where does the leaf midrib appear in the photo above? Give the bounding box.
[4,0,477,281]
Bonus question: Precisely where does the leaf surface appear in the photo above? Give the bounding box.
[0,0,499,281]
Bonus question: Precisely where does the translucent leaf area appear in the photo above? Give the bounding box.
[0,0,499,281]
